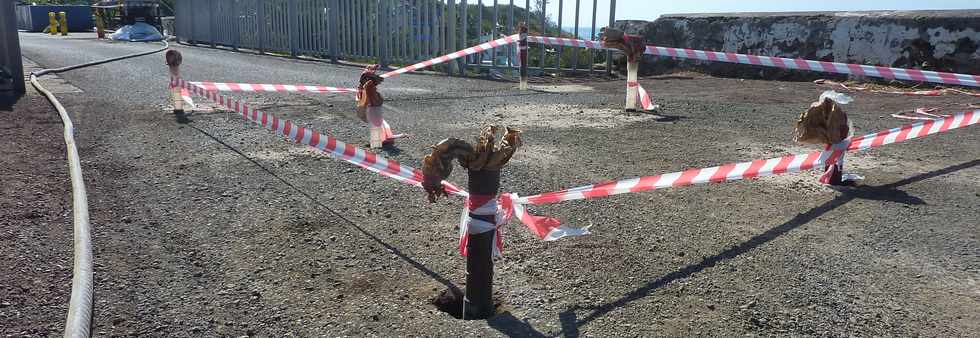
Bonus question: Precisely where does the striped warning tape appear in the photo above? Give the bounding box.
[628,80,656,111]
[188,81,358,94]
[528,35,980,88]
[891,107,951,121]
[171,78,977,249]
[171,77,463,196]
[380,34,520,79]
[511,109,978,208]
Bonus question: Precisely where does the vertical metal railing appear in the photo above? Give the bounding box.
[174,0,615,77]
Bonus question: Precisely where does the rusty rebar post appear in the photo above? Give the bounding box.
[422,127,522,320]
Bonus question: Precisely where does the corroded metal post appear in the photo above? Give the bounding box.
[422,126,523,319]
[794,92,852,186]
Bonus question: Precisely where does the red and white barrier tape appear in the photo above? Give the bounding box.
[527,35,604,50]
[189,81,358,94]
[186,81,408,141]
[507,109,978,231]
[628,80,656,111]
[172,77,977,253]
[174,77,574,254]
[459,195,505,257]
[380,34,519,79]
[891,107,951,121]
[179,87,196,109]
[172,77,462,196]
[821,81,980,97]
[528,35,980,88]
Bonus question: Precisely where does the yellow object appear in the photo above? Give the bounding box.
[59,12,68,36]
[95,10,105,38]
[48,12,58,35]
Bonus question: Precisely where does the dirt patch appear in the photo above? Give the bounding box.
[488,104,667,129]
[0,90,73,337]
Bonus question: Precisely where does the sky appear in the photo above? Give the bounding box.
[541,0,980,28]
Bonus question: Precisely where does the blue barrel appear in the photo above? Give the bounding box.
[15,5,93,32]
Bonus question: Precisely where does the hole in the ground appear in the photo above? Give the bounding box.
[431,287,503,320]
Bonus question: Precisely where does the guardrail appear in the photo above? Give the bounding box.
[174,0,615,76]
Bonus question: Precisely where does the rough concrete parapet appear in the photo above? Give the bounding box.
[614,10,980,81]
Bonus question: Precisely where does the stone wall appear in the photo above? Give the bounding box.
[613,10,980,81]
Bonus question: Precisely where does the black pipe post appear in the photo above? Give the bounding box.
[463,169,500,319]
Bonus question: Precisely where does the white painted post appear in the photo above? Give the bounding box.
[625,60,638,112]
[166,50,184,113]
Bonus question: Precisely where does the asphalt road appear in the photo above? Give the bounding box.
[4,32,979,337]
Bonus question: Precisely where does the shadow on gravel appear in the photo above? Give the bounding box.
[184,123,462,296]
[553,159,980,336]
[487,311,550,338]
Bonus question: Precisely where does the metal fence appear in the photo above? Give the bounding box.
[175,0,616,76]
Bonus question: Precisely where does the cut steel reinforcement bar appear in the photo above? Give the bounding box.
[527,35,980,88]
[513,109,978,206]
[380,34,520,79]
[189,81,357,94]
[174,78,463,196]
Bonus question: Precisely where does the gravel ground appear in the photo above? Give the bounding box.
[3,33,979,337]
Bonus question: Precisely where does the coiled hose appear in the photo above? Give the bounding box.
[30,40,169,338]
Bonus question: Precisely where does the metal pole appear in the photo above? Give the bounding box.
[606,0,615,75]
[447,0,457,75]
[572,0,580,71]
[477,0,483,67]
[329,0,339,62]
[491,0,498,71]
[288,0,299,57]
[459,0,467,75]
[257,0,266,54]
[463,169,499,319]
[538,0,545,70]
[589,0,596,73]
[507,0,514,69]
[379,0,389,68]
[188,0,196,45]
[555,0,562,77]
[209,1,217,47]
[519,24,528,90]
[232,0,240,50]
[0,0,25,93]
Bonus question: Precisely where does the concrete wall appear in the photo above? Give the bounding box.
[1,0,25,93]
[613,10,980,81]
